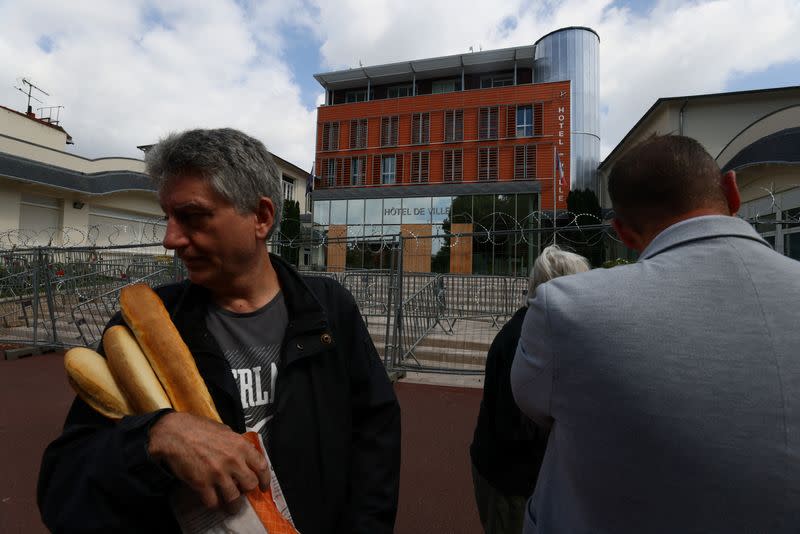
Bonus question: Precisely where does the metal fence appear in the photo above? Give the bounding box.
[0,244,182,350]
[0,225,632,374]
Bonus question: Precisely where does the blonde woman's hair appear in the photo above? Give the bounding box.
[528,245,591,302]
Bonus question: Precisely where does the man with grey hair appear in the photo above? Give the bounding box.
[39,128,401,534]
[511,135,800,533]
[471,245,589,534]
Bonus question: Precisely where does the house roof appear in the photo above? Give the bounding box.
[599,85,800,170]
[314,45,536,91]
[0,151,152,195]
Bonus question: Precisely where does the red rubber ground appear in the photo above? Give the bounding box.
[0,354,483,533]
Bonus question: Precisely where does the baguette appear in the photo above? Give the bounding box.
[64,347,133,420]
[119,284,221,423]
[103,325,172,413]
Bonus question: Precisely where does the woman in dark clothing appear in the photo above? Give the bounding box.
[470,245,590,533]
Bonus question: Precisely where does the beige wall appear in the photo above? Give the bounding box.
[0,186,22,239]
[1,107,67,150]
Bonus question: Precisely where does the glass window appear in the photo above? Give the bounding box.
[480,74,514,88]
[349,119,368,149]
[444,109,463,142]
[431,196,451,224]
[382,224,401,238]
[381,116,399,147]
[382,198,402,224]
[325,159,337,187]
[313,201,330,225]
[321,122,339,151]
[478,147,499,181]
[388,85,413,98]
[282,178,294,201]
[753,212,776,234]
[443,149,462,182]
[432,79,459,94]
[410,152,429,183]
[402,197,431,224]
[364,224,384,238]
[330,200,347,224]
[516,105,533,137]
[347,199,364,225]
[411,113,430,144]
[784,232,800,260]
[346,225,364,238]
[350,156,366,186]
[514,145,536,180]
[472,195,495,230]
[381,155,396,185]
[345,89,371,103]
[451,196,472,224]
[479,107,498,139]
[365,199,382,224]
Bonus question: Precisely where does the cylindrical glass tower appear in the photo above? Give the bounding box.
[534,27,600,192]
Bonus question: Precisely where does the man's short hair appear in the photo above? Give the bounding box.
[529,244,591,300]
[145,128,283,238]
[608,135,726,231]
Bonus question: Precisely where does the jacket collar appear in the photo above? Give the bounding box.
[639,215,769,261]
[169,254,330,359]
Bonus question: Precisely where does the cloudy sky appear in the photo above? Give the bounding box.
[1,0,798,167]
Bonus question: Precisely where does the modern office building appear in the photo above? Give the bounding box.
[598,85,800,260]
[311,27,600,274]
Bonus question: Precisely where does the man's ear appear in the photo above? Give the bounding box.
[721,170,741,216]
[254,197,276,240]
[612,218,646,252]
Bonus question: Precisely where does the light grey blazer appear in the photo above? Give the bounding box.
[511,215,800,534]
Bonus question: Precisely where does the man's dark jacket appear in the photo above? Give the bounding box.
[470,305,548,496]
[38,255,401,534]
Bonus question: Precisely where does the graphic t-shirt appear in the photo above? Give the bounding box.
[205,292,288,443]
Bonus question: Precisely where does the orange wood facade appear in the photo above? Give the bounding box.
[315,81,571,210]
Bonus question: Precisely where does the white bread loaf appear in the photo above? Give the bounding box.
[103,325,172,414]
[64,347,133,420]
[120,284,221,423]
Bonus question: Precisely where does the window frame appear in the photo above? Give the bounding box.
[432,79,459,94]
[410,151,430,183]
[516,105,534,137]
[349,118,368,149]
[381,116,399,147]
[443,149,463,183]
[381,155,397,185]
[478,147,499,181]
[350,156,366,186]
[345,89,372,103]
[321,122,340,151]
[480,73,514,88]
[387,85,413,98]
[444,109,463,142]
[411,112,430,145]
[479,107,498,140]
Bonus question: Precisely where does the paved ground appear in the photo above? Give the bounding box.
[0,353,484,533]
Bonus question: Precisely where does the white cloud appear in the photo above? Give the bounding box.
[0,0,798,167]
[0,0,316,166]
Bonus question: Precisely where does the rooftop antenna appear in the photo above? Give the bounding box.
[14,78,49,115]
